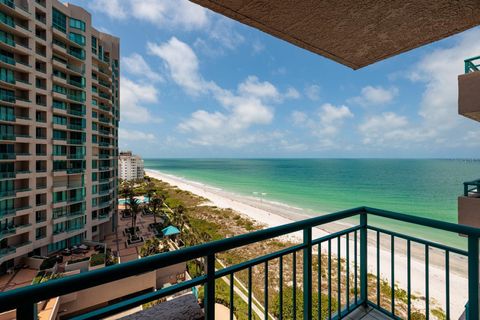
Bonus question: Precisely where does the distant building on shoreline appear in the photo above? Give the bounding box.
[119,151,144,181]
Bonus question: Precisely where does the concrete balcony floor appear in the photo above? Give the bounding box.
[346,306,393,320]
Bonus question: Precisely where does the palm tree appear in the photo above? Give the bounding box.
[145,181,155,206]
[129,197,141,236]
[173,205,188,231]
[150,193,165,225]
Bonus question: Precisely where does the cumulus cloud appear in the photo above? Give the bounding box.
[89,0,209,30]
[305,84,321,101]
[121,78,161,123]
[349,86,398,107]
[359,29,480,150]
[291,104,353,148]
[148,37,214,95]
[119,128,156,141]
[122,53,163,82]
[358,112,435,146]
[148,38,286,147]
[412,28,480,132]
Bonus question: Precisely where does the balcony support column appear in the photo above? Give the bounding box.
[360,211,368,306]
[303,227,312,320]
[468,235,479,320]
[205,254,215,320]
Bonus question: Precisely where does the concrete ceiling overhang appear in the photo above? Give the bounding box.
[189,0,480,69]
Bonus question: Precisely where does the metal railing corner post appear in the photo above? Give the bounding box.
[467,235,479,320]
[205,254,216,320]
[360,211,368,306]
[17,303,37,320]
[303,227,312,320]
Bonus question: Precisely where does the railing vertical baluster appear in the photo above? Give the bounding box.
[467,235,479,320]
[360,212,368,306]
[318,243,322,320]
[337,236,341,318]
[248,266,252,320]
[425,245,429,320]
[346,233,350,312]
[265,261,268,320]
[230,273,234,320]
[293,251,297,320]
[16,303,37,320]
[205,254,216,320]
[303,227,312,320]
[445,251,450,320]
[407,240,411,320]
[279,256,283,320]
[354,230,358,305]
[328,239,332,320]
[391,235,395,316]
[377,231,380,307]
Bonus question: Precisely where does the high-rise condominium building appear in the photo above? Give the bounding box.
[119,151,144,181]
[0,0,120,272]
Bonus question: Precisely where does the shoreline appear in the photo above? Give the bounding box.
[145,169,468,318]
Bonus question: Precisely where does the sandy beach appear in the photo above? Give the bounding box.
[146,169,469,318]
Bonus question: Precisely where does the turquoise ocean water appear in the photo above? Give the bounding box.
[144,159,480,248]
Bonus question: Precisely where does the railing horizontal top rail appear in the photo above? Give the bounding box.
[0,206,478,314]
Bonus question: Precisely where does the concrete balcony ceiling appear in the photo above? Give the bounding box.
[189,0,480,69]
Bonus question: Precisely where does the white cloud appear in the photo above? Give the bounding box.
[119,128,156,141]
[305,84,321,101]
[121,78,161,123]
[349,86,398,107]
[358,112,435,146]
[252,39,266,54]
[411,28,480,132]
[148,37,213,95]
[285,87,300,99]
[89,0,127,19]
[356,29,480,150]
[238,76,280,100]
[291,104,353,148]
[89,0,209,30]
[208,17,245,50]
[292,111,308,125]
[122,53,163,82]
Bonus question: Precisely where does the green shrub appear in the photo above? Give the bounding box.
[272,286,334,320]
[90,253,106,267]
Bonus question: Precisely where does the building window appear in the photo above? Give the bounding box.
[69,18,85,31]
[69,32,85,46]
[52,8,67,33]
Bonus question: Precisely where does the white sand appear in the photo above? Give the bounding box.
[146,169,469,318]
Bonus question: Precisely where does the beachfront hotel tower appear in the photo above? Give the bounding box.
[119,151,144,181]
[0,0,119,271]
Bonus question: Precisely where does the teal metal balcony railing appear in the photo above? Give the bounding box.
[463,178,480,196]
[465,56,480,74]
[0,207,479,320]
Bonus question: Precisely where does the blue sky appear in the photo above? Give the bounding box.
[70,0,480,158]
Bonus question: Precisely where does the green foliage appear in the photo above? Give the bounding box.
[197,280,253,320]
[272,286,334,320]
[431,308,446,320]
[90,253,106,267]
[189,217,222,241]
[187,260,203,278]
[411,312,426,320]
[165,197,183,209]
[67,256,90,264]
[139,237,168,257]
[32,271,46,285]
[39,257,57,270]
